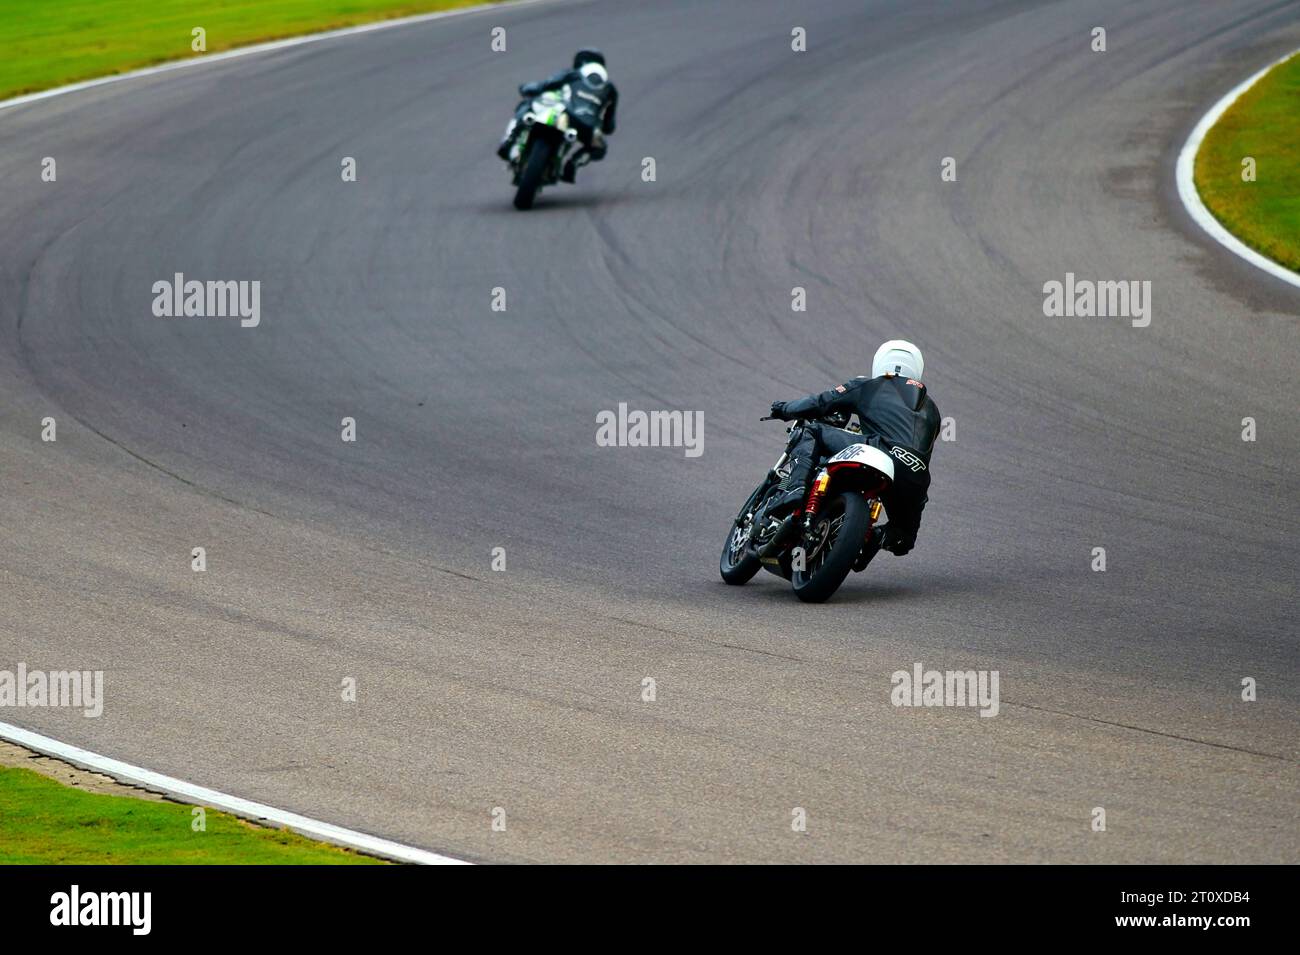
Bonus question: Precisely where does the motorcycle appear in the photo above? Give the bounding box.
[504,88,580,210]
[719,416,895,603]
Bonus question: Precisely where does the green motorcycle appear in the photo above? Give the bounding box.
[505,89,579,210]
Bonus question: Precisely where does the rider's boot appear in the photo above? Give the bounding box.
[562,147,594,183]
[852,525,886,572]
[758,459,811,524]
[497,119,519,160]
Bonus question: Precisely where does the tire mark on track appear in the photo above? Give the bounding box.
[1005,700,1293,761]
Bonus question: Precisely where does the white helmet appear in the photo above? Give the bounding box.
[579,62,609,87]
[871,340,924,380]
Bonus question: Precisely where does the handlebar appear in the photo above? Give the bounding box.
[762,414,859,436]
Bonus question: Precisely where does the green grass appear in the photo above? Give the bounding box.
[1194,52,1300,273]
[0,0,503,101]
[0,765,386,864]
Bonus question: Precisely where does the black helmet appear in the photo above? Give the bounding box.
[573,48,606,69]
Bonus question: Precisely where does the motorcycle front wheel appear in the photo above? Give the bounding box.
[719,481,770,585]
[514,136,555,210]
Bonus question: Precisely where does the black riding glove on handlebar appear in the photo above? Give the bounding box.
[769,400,790,420]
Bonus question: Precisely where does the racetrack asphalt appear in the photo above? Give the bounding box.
[0,0,1296,863]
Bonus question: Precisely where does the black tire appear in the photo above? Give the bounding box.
[513,137,554,210]
[719,481,770,585]
[791,492,870,603]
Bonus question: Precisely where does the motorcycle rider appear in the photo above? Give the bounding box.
[765,340,940,557]
[497,49,619,183]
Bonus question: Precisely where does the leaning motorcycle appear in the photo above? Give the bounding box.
[719,417,895,603]
[504,89,579,210]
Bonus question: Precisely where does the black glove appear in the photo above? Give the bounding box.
[769,400,789,420]
[823,410,850,428]
[882,524,915,556]
[519,82,538,97]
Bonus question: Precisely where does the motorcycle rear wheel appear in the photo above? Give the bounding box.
[791,492,869,603]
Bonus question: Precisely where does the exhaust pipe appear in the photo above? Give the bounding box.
[757,515,798,558]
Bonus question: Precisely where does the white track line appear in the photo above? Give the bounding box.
[1,721,470,864]
[1175,48,1300,290]
[0,0,555,113]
